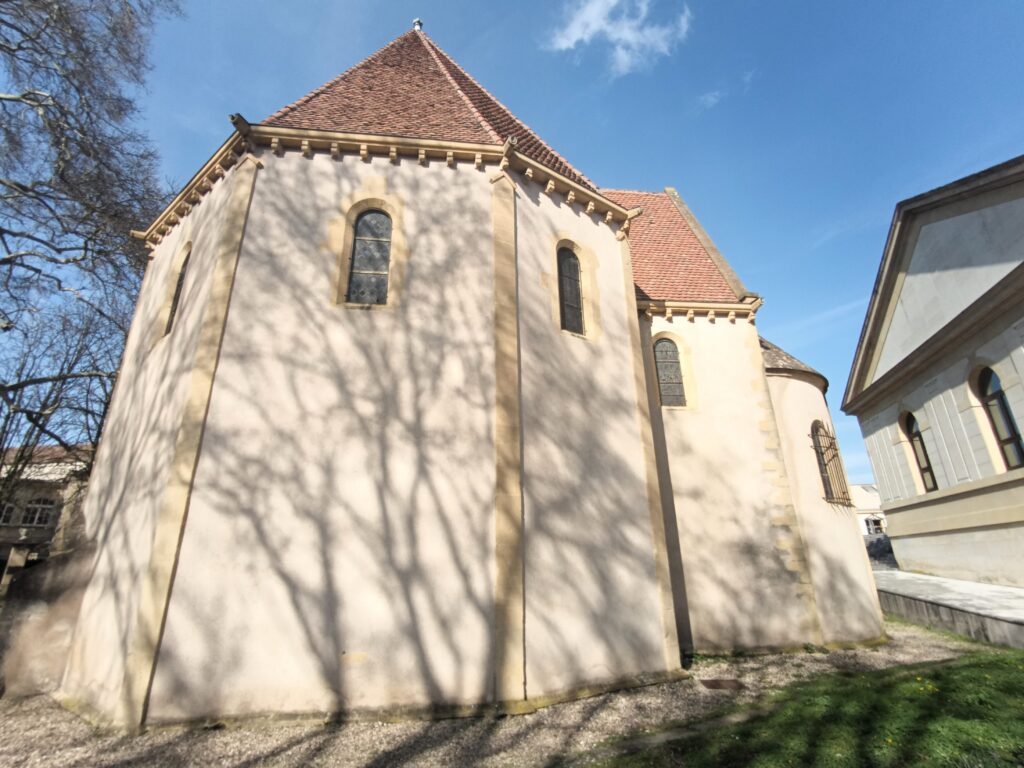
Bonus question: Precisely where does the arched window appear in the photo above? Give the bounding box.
[0,502,15,526]
[557,248,584,335]
[164,249,191,335]
[978,367,1024,470]
[811,421,851,505]
[346,210,392,305]
[904,413,937,492]
[21,498,56,527]
[654,339,686,406]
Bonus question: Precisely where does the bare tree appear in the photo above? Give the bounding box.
[1,0,179,481]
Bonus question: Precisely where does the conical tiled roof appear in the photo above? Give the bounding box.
[262,30,595,190]
[759,337,828,390]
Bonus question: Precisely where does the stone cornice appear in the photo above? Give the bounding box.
[134,123,637,249]
[638,296,763,324]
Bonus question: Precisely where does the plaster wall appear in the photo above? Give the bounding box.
[145,152,498,721]
[513,177,669,697]
[859,314,1024,586]
[645,316,820,651]
[60,164,243,723]
[873,181,1024,380]
[765,374,883,643]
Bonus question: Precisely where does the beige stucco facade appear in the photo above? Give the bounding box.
[845,158,1024,587]
[59,115,881,726]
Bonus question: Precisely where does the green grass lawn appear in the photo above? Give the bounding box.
[601,648,1024,768]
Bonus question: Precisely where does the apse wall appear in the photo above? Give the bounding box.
[643,315,823,652]
[61,160,250,726]
[146,151,499,721]
[765,372,883,644]
[513,175,674,698]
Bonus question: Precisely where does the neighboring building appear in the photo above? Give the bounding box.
[844,154,1024,588]
[1,446,90,595]
[62,25,881,729]
[850,483,887,536]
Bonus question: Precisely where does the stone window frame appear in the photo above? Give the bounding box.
[901,410,938,493]
[152,240,194,348]
[330,196,409,311]
[0,502,15,526]
[649,330,696,411]
[21,497,57,527]
[548,238,602,341]
[971,364,1024,472]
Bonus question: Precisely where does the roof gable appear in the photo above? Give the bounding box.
[262,30,595,190]
[843,153,1024,413]
[603,188,746,303]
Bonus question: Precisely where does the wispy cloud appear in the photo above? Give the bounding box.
[741,69,756,91]
[697,90,723,110]
[769,297,869,350]
[550,0,693,76]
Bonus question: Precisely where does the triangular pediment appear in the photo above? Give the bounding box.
[843,154,1024,412]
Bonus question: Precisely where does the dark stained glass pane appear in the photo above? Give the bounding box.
[557,249,584,334]
[165,253,191,335]
[355,210,392,239]
[654,339,685,406]
[351,239,391,272]
[987,399,1014,442]
[346,273,388,304]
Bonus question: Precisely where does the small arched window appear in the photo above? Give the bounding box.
[978,367,1024,470]
[21,498,56,527]
[811,421,851,505]
[904,413,937,492]
[654,339,686,406]
[346,210,392,305]
[164,249,191,336]
[557,248,584,335]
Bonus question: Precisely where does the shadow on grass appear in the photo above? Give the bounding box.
[585,649,1024,768]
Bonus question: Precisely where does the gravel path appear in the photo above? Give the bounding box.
[0,620,975,767]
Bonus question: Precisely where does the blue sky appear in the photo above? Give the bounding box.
[141,1,1024,483]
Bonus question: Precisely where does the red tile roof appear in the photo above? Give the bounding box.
[262,31,595,190]
[603,190,743,303]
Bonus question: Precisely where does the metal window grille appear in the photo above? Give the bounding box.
[21,498,56,527]
[654,339,686,406]
[811,421,852,505]
[557,248,584,335]
[346,210,392,305]
[904,413,938,492]
[164,251,191,335]
[979,368,1024,470]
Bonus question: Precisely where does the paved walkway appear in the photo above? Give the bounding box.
[874,569,1024,647]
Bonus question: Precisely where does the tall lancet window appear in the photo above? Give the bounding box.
[978,367,1024,470]
[165,249,191,336]
[811,420,851,505]
[904,412,938,492]
[557,248,584,334]
[347,210,392,305]
[654,339,686,406]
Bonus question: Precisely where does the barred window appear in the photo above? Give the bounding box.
[904,413,938,492]
[346,210,392,305]
[164,249,191,336]
[654,339,686,406]
[21,498,56,527]
[0,503,15,525]
[557,248,584,335]
[811,421,851,505]
[978,367,1024,470]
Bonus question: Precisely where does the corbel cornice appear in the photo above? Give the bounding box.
[638,295,763,323]
[135,121,637,250]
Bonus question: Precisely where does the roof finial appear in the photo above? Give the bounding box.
[412,18,423,32]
